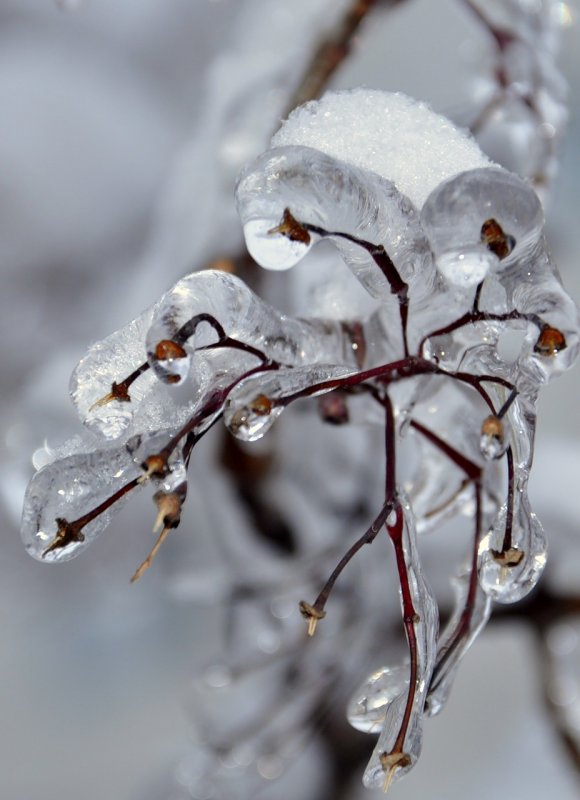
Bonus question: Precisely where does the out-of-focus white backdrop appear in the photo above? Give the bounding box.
[1,2,579,798]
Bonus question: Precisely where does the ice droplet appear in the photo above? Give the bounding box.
[477,497,547,603]
[347,664,410,733]
[21,446,141,562]
[224,364,355,442]
[243,218,312,271]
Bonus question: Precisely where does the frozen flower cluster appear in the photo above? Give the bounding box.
[20,88,579,792]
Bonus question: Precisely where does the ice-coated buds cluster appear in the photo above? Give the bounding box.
[20,89,579,792]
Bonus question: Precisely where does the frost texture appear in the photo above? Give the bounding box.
[20,88,579,791]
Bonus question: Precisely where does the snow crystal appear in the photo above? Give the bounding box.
[272,89,492,209]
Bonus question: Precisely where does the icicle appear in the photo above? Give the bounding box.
[362,498,438,789]
[21,445,142,562]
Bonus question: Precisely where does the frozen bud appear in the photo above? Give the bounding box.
[480,218,515,260]
[480,414,506,460]
[534,325,567,356]
[226,394,281,443]
[150,339,190,385]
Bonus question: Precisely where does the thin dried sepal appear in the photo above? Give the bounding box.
[299,600,326,636]
[89,380,132,411]
[268,208,311,245]
[42,517,85,557]
[379,752,411,793]
[130,525,173,584]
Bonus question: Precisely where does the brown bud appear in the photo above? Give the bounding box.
[318,392,349,425]
[480,218,515,260]
[491,547,525,567]
[250,394,273,416]
[534,325,567,356]
[42,518,84,557]
[268,208,311,245]
[142,454,169,479]
[481,414,504,441]
[154,339,187,361]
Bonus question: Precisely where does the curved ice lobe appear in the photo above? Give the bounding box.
[21,444,142,563]
[363,498,438,789]
[271,89,491,210]
[70,305,158,440]
[145,269,353,385]
[236,145,435,302]
[421,167,544,287]
[223,364,356,442]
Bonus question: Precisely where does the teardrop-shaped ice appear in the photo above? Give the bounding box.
[347,664,410,734]
[421,167,543,282]
[477,495,547,603]
[146,270,351,386]
[223,364,356,442]
[21,445,142,562]
[236,145,435,302]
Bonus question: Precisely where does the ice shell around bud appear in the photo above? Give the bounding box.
[421,167,543,280]
[21,446,141,562]
[347,664,410,733]
[480,415,507,460]
[224,364,356,442]
[243,218,313,271]
[224,394,283,443]
[477,501,547,603]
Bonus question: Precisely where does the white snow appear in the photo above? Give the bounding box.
[272,89,492,209]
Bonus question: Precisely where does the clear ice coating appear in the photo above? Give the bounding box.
[21,445,142,562]
[18,84,580,794]
[362,499,438,789]
[145,269,354,385]
[224,364,356,442]
[477,496,548,604]
[347,664,410,734]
